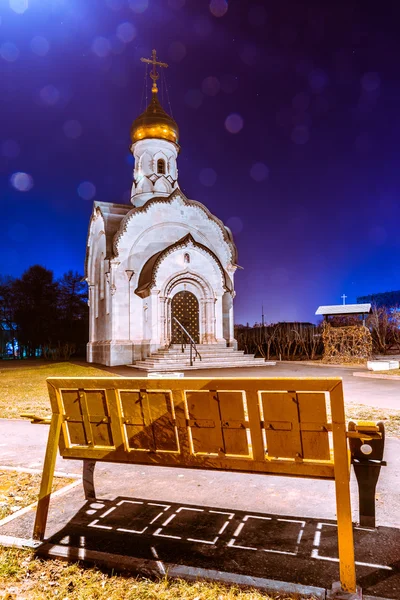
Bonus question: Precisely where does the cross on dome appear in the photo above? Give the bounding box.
[140,49,168,94]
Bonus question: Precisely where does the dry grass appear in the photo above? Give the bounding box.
[0,361,111,419]
[375,368,400,376]
[345,403,400,437]
[0,547,313,600]
[0,470,74,521]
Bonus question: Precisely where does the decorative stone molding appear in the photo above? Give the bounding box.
[113,189,238,264]
[135,233,230,297]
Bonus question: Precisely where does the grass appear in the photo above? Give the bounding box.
[375,368,400,376]
[0,470,74,521]
[0,361,111,419]
[345,403,400,437]
[0,547,313,600]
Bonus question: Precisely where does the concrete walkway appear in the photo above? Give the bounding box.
[102,361,400,410]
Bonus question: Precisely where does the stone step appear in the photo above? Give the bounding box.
[131,360,267,372]
[156,347,237,355]
[153,352,246,360]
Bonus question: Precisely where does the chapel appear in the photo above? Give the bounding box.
[85,51,262,369]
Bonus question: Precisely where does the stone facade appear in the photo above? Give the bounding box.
[85,90,238,367]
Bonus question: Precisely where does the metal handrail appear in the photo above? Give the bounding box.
[172,316,202,366]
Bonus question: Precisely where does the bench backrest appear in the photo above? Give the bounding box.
[47,376,348,480]
[36,376,357,593]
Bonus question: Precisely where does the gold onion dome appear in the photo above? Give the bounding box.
[130,93,179,145]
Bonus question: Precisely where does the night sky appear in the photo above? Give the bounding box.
[2,0,400,325]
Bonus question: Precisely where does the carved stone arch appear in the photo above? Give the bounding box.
[135,233,229,298]
[163,270,214,300]
[138,150,153,173]
[154,177,170,193]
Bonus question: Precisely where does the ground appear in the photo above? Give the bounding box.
[0,360,110,419]
[0,358,399,598]
[0,547,297,600]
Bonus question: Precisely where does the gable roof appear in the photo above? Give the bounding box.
[315,303,372,316]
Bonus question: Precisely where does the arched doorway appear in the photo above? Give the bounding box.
[171,291,200,344]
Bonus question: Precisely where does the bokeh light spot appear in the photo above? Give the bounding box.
[77,181,96,200]
[128,0,149,13]
[250,162,269,182]
[116,22,136,43]
[10,172,34,192]
[199,168,217,187]
[30,36,50,56]
[91,37,111,58]
[224,113,243,134]
[0,42,19,62]
[361,72,381,92]
[9,0,28,14]
[184,89,203,109]
[63,120,82,139]
[226,216,243,234]
[201,76,220,96]
[308,68,328,92]
[168,41,186,62]
[209,0,228,17]
[39,84,60,106]
[1,140,20,159]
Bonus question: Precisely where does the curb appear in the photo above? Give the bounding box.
[353,371,400,381]
[280,361,366,370]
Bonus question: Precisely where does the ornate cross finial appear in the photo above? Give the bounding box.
[140,49,168,94]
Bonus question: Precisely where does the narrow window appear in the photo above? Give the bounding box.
[157,158,166,174]
[184,253,190,264]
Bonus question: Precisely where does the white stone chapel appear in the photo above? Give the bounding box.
[85,51,260,369]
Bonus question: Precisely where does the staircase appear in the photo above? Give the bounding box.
[130,344,271,372]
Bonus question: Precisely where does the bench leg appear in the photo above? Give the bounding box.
[83,459,96,500]
[33,413,62,541]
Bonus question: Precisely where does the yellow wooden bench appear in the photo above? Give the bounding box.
[27,376,385,595]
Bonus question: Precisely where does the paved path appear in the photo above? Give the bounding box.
[102,361,400,410]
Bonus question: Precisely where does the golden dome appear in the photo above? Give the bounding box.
[130,93,179,145]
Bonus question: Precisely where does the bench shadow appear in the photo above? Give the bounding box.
[35,495,400,598]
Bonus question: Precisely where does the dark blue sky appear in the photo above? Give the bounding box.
[1,0,400,324]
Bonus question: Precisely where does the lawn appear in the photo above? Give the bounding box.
[0,547,308,600]
[0,469,75,521]
[0,361,111,419]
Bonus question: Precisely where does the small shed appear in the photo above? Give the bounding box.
[315,304,372,364]
[315,304,372,325]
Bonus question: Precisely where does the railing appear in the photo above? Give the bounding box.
[172,316,202,367]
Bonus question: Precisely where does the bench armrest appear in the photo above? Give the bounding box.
[20,413,52,425]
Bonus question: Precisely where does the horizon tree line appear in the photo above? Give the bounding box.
[0,265,88,359]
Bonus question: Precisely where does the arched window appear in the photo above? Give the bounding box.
[157,158,166,175]
[184,253,190,264]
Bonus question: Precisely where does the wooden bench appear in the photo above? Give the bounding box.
[28,376,385,595]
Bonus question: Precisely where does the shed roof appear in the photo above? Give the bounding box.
[315,304,372,316]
